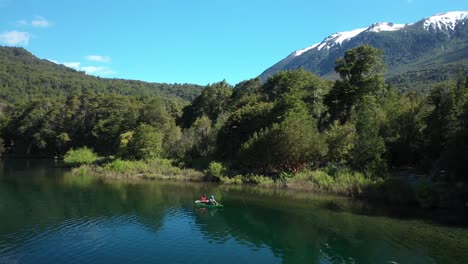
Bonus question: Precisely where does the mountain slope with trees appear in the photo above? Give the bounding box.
[0,46,204,103]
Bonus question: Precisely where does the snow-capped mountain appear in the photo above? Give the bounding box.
[291,22,406,57]
[259,11,468,89]
[423,11,468,31]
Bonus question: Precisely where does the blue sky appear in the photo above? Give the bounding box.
[0,0,466,85]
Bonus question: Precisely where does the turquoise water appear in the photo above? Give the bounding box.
[0,159,467,263]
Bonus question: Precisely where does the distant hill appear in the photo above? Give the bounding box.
[0,46,204,102]
[259,11,468,92]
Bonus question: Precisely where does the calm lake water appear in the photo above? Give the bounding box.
[0,159,467,264]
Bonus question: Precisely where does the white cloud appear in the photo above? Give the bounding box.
[0,30,30,46]
[85,55,111,63]
[46,59,59,64]
[81,66,116,75]
[61,61,115,76]
[63,62,81,69]
[15,16,50,28]
[16,20,28,26]
[31,16,50,28]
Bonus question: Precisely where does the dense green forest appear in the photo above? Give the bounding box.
[0,47,204,102]
[1,45,467,209]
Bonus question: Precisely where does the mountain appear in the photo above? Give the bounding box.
[0,46,203,102]
[259,11,468,92]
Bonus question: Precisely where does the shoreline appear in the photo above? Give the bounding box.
[71,163,468,228]
[70,161,468,213]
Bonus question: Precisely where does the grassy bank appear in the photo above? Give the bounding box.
[73,158,204,181]
[70,159,467,210]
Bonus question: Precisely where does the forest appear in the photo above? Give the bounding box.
[1,45,467,209]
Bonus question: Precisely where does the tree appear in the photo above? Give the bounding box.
[180,115,217,160]
[325,45,385,125]
[325,121,356,165]
[263,69,328,119]
[125,123,163,160]
[180,80,233,128]
[350,96,386,176]
[230,77,264,109]
[424,77,468,180]
[216,101,274,160]
[239,101,327,173]
[91,95,141,154]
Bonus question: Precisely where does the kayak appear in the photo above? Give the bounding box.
[195,200,224,208]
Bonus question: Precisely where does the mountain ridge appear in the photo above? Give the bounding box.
[0,46,204,102]
[259,11,468,91]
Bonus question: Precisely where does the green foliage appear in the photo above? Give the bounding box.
[379,91,426,166]
[286,169,378,195]
[104,159,149,174]
[242,174,276,186]
[219,175,243,185]
[240,110,327,173]
[125,124,163,160]
[72,165,90,176]
[313,171,335,190]
[180,80,233,128]
[350,96,386,176]
[332,170,376,195]
[86,158,203,181]
[335,45,385,82]
[217,101,274,159]
[63,147,99,165]
[3,93,178,158]
[207,161,225,179]
[180,115,217,160]
[264,69,329,119]
[422,77,468,181]
[230,78,264,109]
[325,121,356,165]
[325,45,386,124]
[0,47,203,102]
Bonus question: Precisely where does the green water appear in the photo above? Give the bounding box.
[0,160,467,264]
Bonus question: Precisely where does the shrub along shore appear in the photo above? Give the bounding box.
[69,152,463,210]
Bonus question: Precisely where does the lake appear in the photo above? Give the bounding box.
[0,159,467,264]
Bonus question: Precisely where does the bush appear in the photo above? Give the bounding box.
[242,174,276,187]
[313,170,335,190]
[334,170,376,195]
[285,170,315,190]
[220,175,243,184]
[72,165,90,176]
[64,147,99,165]
[104,159,148,174]
[207,161,225,180]
[78,157,203,181]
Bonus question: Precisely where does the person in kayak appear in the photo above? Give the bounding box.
[209,195,218,205]
[200,195,208,203]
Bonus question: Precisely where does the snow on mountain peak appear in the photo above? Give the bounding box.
[423,11,468,31]
[367,22,406,32]
[316,27,368,51]
[290,11,468,58]
[292,43,320,57]
[295,22,406,54]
